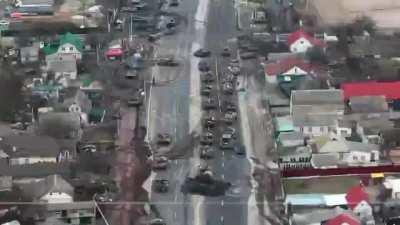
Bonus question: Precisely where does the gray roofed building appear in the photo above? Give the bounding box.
[47,60,76,75]
[291,89,344,106]
[290,90,344,128]
[0,134,59,158]
[311,153,341,168]
[277,131,305,147]
[349,95,388,113]
[318,140,379,153]
[16,174,73,201]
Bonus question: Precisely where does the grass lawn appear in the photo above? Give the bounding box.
[283,176,362,194]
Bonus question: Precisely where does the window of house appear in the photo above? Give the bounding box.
[320,127,324,132]
[62,47,66,51]
[70,47,74,51]
[361,155,366,161]
[353,155,358,161]
[308,127,312,132]
[300,127,304,132]
[341,130,348,136]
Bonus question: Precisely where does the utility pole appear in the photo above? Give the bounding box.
[130,15,133,42]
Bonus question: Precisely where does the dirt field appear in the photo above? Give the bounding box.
[308,0,400,32]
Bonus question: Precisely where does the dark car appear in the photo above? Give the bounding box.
[240,51,257,60]
[198,61,210,72]
[219,136,234,150]
[157,57,179,66]
[222,82,234,94]
[202,116,217,129]
[169,0,179,6]
[228,66,240,76]
[194,48,211,57]
[201,85,213,96]
[223,101,237,112]
[201,72,215,83]
[221,47,231,57]
[127,89,145,107]
[202,98,218,110]
[234,144,246,156]
[125,69,138,79]
[200,132,214,145]
[152,156,169,170]
[121,6,138,12]
[181,172,231,196]
[157,133,172,145]
[200,146,215,159]
[153,179,169,193]
[150,218,166,225]
[222,112,237,124]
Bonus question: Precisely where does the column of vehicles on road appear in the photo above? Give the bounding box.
[194,48,246,157]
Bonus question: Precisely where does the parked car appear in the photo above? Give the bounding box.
[201,85,213,96]
[198,60,210,72]
[150,218,166,225]
[200,132,214,145]
[127,89,145,107]
[152,156,169,170]
[169,0,179,6]
[121,6,138,12]
[125,69,138,79]
[200,146,215,159]
[234,144,246,156]
[228,66,240,76]
[153,179,169,193]
[201,72,215,83]
[157,57,179,66]
[222,111,237,124]
[221,47,231,57]
[194,48,211,57]
[157,133,172,145]
[222,82,234,94]
[79,144,97,153]
[202,116,217,129]
[219,137,234,150]
[224,127,237,138]
[223,101,237,112]
[202,98,218,110]
[240,51,257,59]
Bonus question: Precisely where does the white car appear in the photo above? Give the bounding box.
[0,20,10,27]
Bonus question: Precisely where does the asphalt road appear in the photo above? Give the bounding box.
[145,0,256,223]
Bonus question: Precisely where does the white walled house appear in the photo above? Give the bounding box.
[286,29,326,53]
[264,57,313,84]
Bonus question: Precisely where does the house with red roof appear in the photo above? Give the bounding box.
[326,213,360,225]
[287,29,326,53]
[264,57,314,84]
[345,184,375,225]
[342,81,400,102]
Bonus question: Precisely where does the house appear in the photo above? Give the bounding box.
[341,81,400,110]
[311,140,380,168]
[326,213,360,225]
[279,145,312,169]
[42,32,83,61]
[31,82,63,106]
[47,58,77,87]
[290,89,344,137]
[286,29,326,53]
[345,184,375,225]
[276,131,305,148]
[383,178,400,200]
[41,201,95,225]
[357,119,394,145]
[335,119,354,138]
[349,96,389,113]
[264,57,314,84]
[20,45,39,64]
[0,134,63,166]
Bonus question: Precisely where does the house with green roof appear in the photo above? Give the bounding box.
[42,32,83,61]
